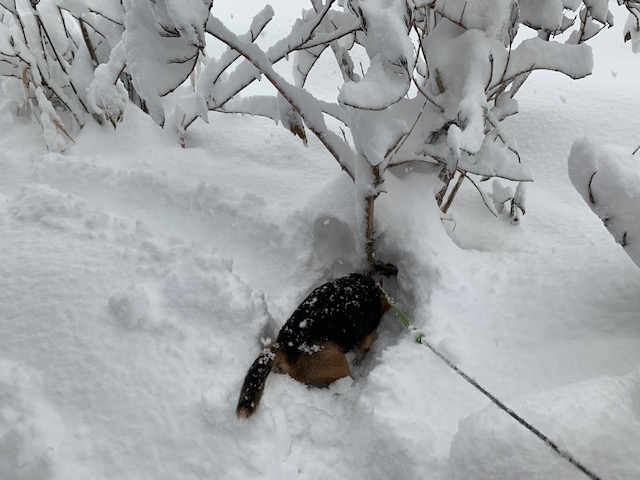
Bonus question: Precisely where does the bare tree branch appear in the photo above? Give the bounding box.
[206,15,355,179]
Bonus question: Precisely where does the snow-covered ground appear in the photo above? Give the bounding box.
[2,6,640,480]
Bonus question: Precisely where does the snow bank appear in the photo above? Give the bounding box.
[448,369,640,479]
[0,360,82,479]
[11,183,111,233]
[2,157,284,479]
[568,138,640,269]
[0,361,55,480]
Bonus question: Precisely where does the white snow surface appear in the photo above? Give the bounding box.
[2,5,640,480]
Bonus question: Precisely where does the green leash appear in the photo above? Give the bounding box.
[378,285,602,480]
[386,294,425,344]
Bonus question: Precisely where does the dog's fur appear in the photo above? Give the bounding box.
[236,273,389,418]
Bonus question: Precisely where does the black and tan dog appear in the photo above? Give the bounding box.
[236,273,390,418]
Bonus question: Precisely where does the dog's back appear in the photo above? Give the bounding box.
[236,273,388,418]
[277,273,383,359]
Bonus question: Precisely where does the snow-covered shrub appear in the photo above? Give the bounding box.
[0,0,209,139]
[171,0,632,270]
[0,0,126,143]
[91,0,212,127]
[568,139,640,269]
[1,0,637,269]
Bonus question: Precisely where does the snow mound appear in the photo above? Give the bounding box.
[222,373,418,480]
[161,254,270,331]
[0,362,53,480]
[448,369,640,479]
[108,284,151,329]
[568,138,640,269]
[32,151,279,249]
[201,382,236,428]
[8,181,174,257]
[0,360,79,480]
[10,183,111,233]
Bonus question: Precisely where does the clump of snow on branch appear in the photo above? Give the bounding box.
[568,138,640,269]
[34,87,69,153]
[88,60,128,128]
[164,0,211,48]
[623,1,640,53]
[338,0,413,110]
[89,0,210,127]
[492,179,527,223]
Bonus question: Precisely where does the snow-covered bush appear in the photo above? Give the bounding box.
[92,0,212,127]
[1,0,638,269]
[568,139,640,269]
[0,0,208,140]
[0,0,126,148]
[171,0,633,269]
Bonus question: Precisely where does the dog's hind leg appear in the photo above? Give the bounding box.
[292,342,351,387]
[357,329,377,355]
[353,328,377,364]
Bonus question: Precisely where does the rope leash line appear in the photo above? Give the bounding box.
[380,288,603,480]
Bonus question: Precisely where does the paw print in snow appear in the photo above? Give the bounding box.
[108,284,150,328]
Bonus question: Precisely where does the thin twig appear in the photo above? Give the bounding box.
[206,16,355,180]
[387,157,440,168]
[36,14,90,115]
[295,22,360,51]
[412,75,444,111]
[200,0,337,117]
[211,7,272,85]
[465,173,498,217]
[79,17,99,67]
[87,8,123,27]
[430,5,467,30]
[486,110,521,162]
[588,171,597,204]
[386,100,427,164]
[58,7,80,51]
[441,171,466,213]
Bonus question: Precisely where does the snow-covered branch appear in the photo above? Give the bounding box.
[569,139,640,269]
[174,2,347,132]
[204,14,355,179]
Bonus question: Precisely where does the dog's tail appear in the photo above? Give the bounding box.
[236,347,276,418]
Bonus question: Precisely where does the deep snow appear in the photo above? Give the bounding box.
[2,5,640,480]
